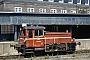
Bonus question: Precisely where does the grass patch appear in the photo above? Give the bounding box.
[44,54,49,59]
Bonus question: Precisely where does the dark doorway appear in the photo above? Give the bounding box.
[41,25,90,39]
[72,25,90,39]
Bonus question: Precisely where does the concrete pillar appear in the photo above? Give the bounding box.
[14,25,17,42]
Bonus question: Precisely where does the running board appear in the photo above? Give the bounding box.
[25,52,34,53]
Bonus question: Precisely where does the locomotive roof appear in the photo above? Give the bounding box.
[23,26,45,30]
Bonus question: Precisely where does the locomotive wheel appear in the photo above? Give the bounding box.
[21,44,25,55]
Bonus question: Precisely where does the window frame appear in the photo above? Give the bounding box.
[87,11,90,14]
[68,0,73,4]
[34,30,43,36]
[38,0,43,1]
[50,9,57,13]
[27,8,34,13]
[70,10,76,14]
[48,0,54,2]
[61,10,67,13]
[85,0,89,5]
[59,0,64,3]
[1,25,14,34]
[39,8,46,13]
[14,7,22,12]
[77,0,81,4]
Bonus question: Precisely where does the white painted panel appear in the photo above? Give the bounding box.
[59,0,64,3]
[38,0,43,1]
[85,0,89,5]
[48,0,54,2]
[68,0,73,4]
[77,0,81,4]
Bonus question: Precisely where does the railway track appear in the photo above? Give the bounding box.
[0,50,90,59]
[0,55,24,59]
[75,50,90,54]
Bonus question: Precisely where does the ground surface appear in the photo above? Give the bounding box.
[0,53,90,60]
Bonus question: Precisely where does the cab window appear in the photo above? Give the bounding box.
[29,30,32,38]
[20,29,26,36]
[34,30,43,36]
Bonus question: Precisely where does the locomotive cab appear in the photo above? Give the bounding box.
[19,26,45,38]
[18,26,45,48]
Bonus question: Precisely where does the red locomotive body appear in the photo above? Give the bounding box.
[14,26,77,55]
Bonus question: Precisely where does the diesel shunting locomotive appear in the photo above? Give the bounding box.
[14,26,80,55]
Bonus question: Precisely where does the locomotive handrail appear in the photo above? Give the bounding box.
[25,37,71,40]
[54,38,55,44]
[45,37,46,52]
[19,36,26,38]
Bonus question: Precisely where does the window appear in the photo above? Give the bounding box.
[59,0,63,3]
[68,0,72,2]
[50,9,57,13]
[27,8,34,13]
[61,10,67,13]
[20,29,26,36]
[29,30,32,38]
[14,7,22,12]
[77,0,81,4]
[87,11,90,14]
[85,0,89,5]
[77,0,80,3]
[34,30,43,36]
[68,0,73,3]
[39,8,46,13]
[70,10,76,13]
[1,25,14,34]
[49,0,54,2]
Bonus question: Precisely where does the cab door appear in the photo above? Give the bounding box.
[26,30,33,47]
[33,30,44,47]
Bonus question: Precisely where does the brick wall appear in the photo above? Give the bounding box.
[1,1,90,13]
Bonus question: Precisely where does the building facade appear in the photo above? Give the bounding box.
[0,0,90,14]
[38,0,90,5]
[1,0,90,5]
[0,0,90,41]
